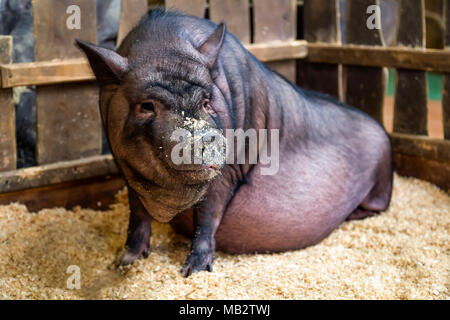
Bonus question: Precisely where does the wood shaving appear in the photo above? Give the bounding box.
[0,173,448,299]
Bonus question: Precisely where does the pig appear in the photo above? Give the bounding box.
[76,9,393,277]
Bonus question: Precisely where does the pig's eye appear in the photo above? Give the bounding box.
[136,100,157,121]
[141,102,155,113]
[202,100,214,113]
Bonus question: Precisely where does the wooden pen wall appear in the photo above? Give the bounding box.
[0,0,448,212]
[301,0,449,190]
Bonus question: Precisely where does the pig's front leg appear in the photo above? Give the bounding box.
[180,178,236,277]
[180,208,220,276]
[117,186,153,266]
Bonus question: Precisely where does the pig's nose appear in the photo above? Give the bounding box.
[196,129,226,165]
[198,130,224,152]
[200,130,219,144]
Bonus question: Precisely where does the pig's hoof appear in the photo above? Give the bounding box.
[180,250,214,277]
[116,245,149,267]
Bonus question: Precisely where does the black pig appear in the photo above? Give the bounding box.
[76,9,393,276]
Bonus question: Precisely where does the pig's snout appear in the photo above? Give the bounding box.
[198,130,226,166]
[167,127,226,173]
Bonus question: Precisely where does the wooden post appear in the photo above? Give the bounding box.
[117,0,148,46]
[393,0,428,135]
[443,0,450,139]
[253,0,297,82]
[300,0,341,99]
[165,0,206,17]
[344,0,385,124]
[32,0,102,164]
[0,36,16,171]
[209,0,250,44]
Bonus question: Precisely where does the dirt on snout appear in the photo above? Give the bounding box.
[0,173,448,299]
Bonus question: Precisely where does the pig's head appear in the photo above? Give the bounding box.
[76,22,228,221]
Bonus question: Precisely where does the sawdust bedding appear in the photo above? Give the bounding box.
[0,173,448,300]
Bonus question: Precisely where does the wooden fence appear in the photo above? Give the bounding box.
[0,0,448,211]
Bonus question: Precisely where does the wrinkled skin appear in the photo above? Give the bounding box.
[77,9,393,277]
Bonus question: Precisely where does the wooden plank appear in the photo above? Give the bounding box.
[7,41,450,87]
[390,133,450,162]
[442,0,450,139]
[7,43,450,89]
[253,0,297,82]
[165,0,206,17]
[393,153,450,192]
[0,36,12,88]
[0,154,117,193]
[344,0,384,124]
[391,132,450,191]
[210,0,250,44]
[306,44,450,73]
[391,133,450,191]
[32,0,102,164]
[300,0,340,98]
[247,40,307,62]
[0,174,125,212]
[117,0,148,46]
[35,83,101,164]
[0,41,308,88]
[0,36,16,171]
[1,58,95,88]
[7,44,450,88]
[393,0,428,135]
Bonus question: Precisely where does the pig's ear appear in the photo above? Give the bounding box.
[75,39,128,85]
[198,23,226,68]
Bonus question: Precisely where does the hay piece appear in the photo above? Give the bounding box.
[0,173,448,299]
